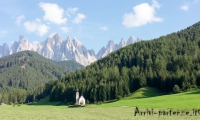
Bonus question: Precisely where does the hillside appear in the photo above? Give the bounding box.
[36,21,200,104]
[57,60,84,71]
[101,89,200,109]
[0,51,75,91]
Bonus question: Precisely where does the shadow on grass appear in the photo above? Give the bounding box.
[30,96,66,106]
[140,88,161,97]
[31,101,65,106]
[185,89,200,94]
[125,87,162,100]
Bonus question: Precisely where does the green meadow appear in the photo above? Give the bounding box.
[101,87,200,109]
[1,88,200,120]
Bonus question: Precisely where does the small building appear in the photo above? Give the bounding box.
[76,89,85,106]
[1,103,7,106]
[79,95,85,105]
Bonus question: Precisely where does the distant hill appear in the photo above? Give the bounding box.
[0,51,77,91]
[57,60,84,71]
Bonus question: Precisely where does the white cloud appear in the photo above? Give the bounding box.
[15,15,25,25]
[181,5,189,11]
[100,26,108,31]
[67,7,79,14]
[39,2,67,24]
[24,18,50,36]
[72,13,86,24]
[32,41,39,45]
[0,30,8,35]
[60,27,69,33]
[122,0,162,28]
[66,7,79,18]
[152,0,161,8]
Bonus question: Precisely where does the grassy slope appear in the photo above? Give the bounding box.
[124,87,161,99]
[101,89,200,109]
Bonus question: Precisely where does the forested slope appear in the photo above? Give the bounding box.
[0,51,86,103]
[0,51,75,91]
[57,60,84,71]
[39,21,200,104]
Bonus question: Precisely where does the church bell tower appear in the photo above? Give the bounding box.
[76,89,79,104]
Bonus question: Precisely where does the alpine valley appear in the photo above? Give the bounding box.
[0,33,142,66]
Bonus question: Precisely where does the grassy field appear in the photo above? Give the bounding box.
[101,88,200,109]
[1,105,200,120]
[0,87,200,120]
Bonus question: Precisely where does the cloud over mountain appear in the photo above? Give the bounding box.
[39,2,67,24]
[24,18,50,36]
[15,15,25,25]
[73,13,86,24]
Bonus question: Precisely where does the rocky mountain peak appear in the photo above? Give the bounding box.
[46,33,63,46]
[119,38,126,48]
[0,43,9,57]
[88,49,95,56]
[66,37,72,43]
[3,43,8,47]
[108,40,114,45]
[72,37,82,46]
[137,38,142,42]
[120,38,126,44]
[19,35,29,44]
[127,36,136,45]
[19,35,25,40]
[48,32,58,38]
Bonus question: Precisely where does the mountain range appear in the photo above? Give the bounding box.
[0,33,142,66]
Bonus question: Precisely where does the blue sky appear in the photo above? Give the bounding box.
[0,0,200,53]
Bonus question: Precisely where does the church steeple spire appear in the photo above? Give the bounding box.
[76,89,79,104]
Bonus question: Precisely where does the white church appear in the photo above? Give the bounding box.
[76,89,85,106]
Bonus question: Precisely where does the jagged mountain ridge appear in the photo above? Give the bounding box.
[0,33,142,66]
[0,43,9,57]
[96,36,142,59]
[12,33,97,66]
